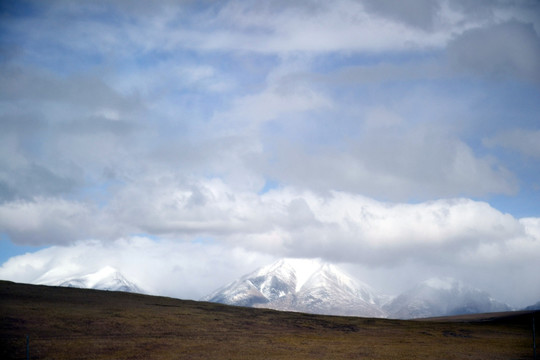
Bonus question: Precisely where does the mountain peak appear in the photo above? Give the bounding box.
[36,266,143,294]
[256,258,325,292]
[82,266,121,288]
[204,259,513,319]
[203,258,387,317]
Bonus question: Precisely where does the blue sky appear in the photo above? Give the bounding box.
[1,0,540,306]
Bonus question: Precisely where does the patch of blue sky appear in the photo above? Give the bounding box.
[455,83,540,163]
[258,179,281,195]
[0,233,46,265]
[9,41,106,76]
[130,50,178,69]
[0,0,41,18]
[483,190,540,218]
[130,233,160,241]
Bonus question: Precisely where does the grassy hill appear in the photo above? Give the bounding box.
[0,280,537,359]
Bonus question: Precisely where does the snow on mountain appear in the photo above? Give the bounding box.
[383,277,511,319]
[36,266,144,294]
[202,258,387,318]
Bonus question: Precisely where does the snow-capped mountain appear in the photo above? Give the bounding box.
[203,260,514,319]
[202,258,387,317]
[383,277,511,319]
[36,266,143,294]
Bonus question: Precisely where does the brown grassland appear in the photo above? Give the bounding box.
[0,280,537,359]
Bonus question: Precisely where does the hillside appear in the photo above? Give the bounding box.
[0,280,537,360]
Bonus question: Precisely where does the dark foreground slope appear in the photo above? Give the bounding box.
[0,281,537,360]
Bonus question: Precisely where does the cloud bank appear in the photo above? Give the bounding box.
[1,182,539,306]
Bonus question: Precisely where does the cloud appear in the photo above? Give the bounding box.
[1,222,538,306]
[447,21,540,82]
[0,0,532,203]
[483,129,540,159]
[258,190,536,268]
[210,81,332,137]
[4,0,539,60]
[0,197,117,245]
[1,0,486,58]
[145,184,538,275]
[0,64,144,202]
[2,178,535,274]
[203,0,449,53]
[362,0,441,30]
[258,106,517,200]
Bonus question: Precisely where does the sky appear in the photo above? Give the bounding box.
[1,0,540,308]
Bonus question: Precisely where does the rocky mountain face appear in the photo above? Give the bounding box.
[36,266,143,294]
[203,259,513,319]
[202,258,387,317]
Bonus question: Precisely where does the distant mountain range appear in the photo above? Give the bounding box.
[203,258,515,319]
[31,259,536,319]
[383,277,511,319]
[202,258,387,317]
[36,266,143,294]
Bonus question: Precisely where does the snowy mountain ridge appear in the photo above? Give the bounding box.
[36,266,143,294]
[202,258,387,317]
[203,258,513,319]
[31,258,517,319]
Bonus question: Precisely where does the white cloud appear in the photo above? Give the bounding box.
[261,121,517,200]
[112,62,232,98]
[8,0,508,59]
[1,0,531,204]
[1,180,533,272]
[211,83,332,136]
[202,0,449,53]
[1,221,538,306]
[0,197,117,245]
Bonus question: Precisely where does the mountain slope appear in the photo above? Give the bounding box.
[36,266,143,294]
[384,277,511,319]
[203,258,387,317]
